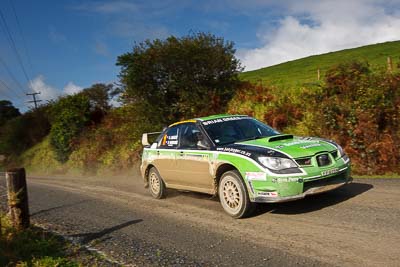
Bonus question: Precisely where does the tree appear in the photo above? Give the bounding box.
[0,106,50,156]
[116,32,243,125]
[80,83,117,124]
[0,100,20,126]
[49,94,91,163]
[81,83,116,112]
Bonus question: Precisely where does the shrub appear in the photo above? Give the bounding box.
[68,105,152,174]
[49,94,91,163]
[227,82,303,131]
[309,62,400,174]
[0,106,50,157]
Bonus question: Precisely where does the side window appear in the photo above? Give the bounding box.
[158,125,180,149]
[179,123,210,150]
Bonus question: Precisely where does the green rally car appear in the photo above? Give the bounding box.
[141,114,352,218]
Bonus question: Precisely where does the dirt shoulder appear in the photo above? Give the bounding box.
[1,174,399,266]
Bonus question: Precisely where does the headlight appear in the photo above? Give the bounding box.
[258,157,297,170]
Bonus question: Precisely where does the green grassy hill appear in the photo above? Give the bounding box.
[240,41,400,88]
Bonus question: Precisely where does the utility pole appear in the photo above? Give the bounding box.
[26,91,42,109]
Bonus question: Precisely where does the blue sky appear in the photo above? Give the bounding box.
[1,0,400,111]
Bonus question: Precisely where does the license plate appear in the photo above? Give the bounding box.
[321,168,339,176]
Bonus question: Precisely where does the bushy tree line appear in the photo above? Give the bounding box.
[312,62,399,174]
[0,105,50,157]
[229,61,400,175]
[0,83,115,165]
[2,33,242,172]
[3,32,398,176]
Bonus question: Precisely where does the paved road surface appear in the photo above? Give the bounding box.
[1,173,399,266]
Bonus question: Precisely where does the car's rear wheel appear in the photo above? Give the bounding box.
[218,170,254,218]
[148,167,166,199]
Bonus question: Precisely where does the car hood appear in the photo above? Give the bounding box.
[236,135,337,158]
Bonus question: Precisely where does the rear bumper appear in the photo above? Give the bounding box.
[254,176,353,203]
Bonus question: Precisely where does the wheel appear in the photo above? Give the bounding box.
[148,167,166,199]
[218,170,254,218]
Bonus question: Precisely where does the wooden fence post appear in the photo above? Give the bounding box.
[387,56,393,72]
[317,68,321,81]
[5,168,30,230]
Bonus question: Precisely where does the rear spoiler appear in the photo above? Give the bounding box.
[142,132,162,146]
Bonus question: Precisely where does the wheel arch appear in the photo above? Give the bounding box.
[214,163,241,191]
[144,164,156,188]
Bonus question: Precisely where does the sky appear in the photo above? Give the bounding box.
[1,0,400,111]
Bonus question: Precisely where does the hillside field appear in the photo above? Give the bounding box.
[240,41,400,88]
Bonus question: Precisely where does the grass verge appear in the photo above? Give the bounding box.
[0,213,114,266]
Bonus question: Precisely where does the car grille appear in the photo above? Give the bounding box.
[330,150,338,159]
[303,172,347,192]
[295,157,312,166]
[316,154,331,167]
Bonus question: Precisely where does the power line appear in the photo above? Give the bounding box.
[8,0,34,74]
[0,93,25,107]
[0,83,18,100]
[0,56,27,95]
[0,78,24,98]
[0,6,34,93]
[0,79,25,106]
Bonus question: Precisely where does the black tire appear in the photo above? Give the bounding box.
[148,167,166,199]
[218,170,254,218]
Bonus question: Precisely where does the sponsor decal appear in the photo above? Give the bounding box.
[245,172,267,181]
[217,147,252,157]
[165,134,178,146]
[321,168,339,176]
[257,191,278,197]
[272,177,302,183]
[276,140,318,148]
[202,116,247,126]
[301,143,321,149]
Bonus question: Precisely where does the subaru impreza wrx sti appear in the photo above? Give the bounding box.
[141,114,352,218]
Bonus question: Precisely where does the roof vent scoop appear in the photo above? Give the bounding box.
[268,134,294,142]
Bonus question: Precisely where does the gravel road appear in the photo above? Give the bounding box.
[1,173,399,267]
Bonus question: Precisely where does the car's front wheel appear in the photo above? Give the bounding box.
[148,167,166,199]
[218,170,254,218]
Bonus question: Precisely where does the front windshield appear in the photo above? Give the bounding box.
[202,117,280,145]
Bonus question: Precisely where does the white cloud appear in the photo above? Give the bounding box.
[238,0,400,70]
[29,75,59,100]
[63,82,83,95]
[29,75,83,101]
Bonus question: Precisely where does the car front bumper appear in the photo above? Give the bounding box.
[253,174,353,203]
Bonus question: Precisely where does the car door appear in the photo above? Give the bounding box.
[153,125,181,185]
[175,123,214,193]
